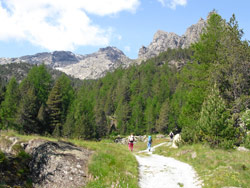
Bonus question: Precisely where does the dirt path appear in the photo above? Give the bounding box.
[135,142,202,188]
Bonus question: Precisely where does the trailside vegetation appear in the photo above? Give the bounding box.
[0,12,249,149]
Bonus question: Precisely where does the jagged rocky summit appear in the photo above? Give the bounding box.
[138,18,207,61]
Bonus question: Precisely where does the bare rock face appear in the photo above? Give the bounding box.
[26,139,93,188]
[0,136,93,188]
[138,31,182,61]
[56,46,133,80]
[0,51,82,68]
[138,18,207,61]
[181,18,207,48]
[0,47,133,80]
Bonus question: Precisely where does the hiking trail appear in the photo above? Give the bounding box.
[135,142,203,188]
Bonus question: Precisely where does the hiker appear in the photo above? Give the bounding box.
[147,135,153,152]
[128,133,135,151]
[169,131,174,140]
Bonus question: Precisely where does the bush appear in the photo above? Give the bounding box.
[243,134,250,149]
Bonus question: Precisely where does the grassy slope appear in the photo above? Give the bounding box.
[154,144,250,188]
[0,131,139,188]
[3,131,249,187]
[71,139,139,188]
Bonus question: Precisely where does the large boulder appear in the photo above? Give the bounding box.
[171,134,182,148]
[0,136,93,188]
[26,139,93,188]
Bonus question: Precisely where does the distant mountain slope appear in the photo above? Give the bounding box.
[0,63,82,88]
[138,18,206,61]
[56,47,134,80]
[0,51,84,68]
[0,47,133,80]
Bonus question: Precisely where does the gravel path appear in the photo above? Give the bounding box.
[135,142,203,188]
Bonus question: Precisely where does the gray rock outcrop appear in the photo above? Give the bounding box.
[138,18,207,61]
[27,139,93,188]
[56,46,133,80]
[0,136,93,188]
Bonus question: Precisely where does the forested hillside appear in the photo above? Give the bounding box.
[0,12,249,148]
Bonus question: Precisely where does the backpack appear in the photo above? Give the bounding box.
[129,136,134,142]
[148,136,152,144]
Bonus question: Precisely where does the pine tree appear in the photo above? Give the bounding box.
[95,105,108,138]
[212,14,250,109]
[37,104,50,134]
[62,101,75,138]
[66,86,96,139]
[0,77,20,130]
[56,74,74,124]
[16,87,40,133]
[129,95,145,134]
[24,64,52,106]
[156,99,170,133]
[74,96,95,139]
[46,80,63,136]
[199,84,236,148]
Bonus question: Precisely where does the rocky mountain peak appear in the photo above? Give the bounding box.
[56,46,133,80]
[0,47,133,80]
[181,17,207,48]
[138,17,207,61]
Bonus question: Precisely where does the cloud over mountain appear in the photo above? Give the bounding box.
[0,0,140,51]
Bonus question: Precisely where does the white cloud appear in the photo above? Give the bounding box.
[157,0,187,9]
[0,0,140,51]
[124,45,131,52]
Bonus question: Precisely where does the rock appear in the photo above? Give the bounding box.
[168,60,186,70]
[191,152,197,159]
[138,30,182,61]
[0,136,23,155]
[0,136,93,188]
[27,139,93,188]
[0,47,134,80]
[181,17,206,48]
[156,134,166,139]
[56,47,133,80]
[171,134,182,148]
[138,17,207,62]
[237,147,250,152]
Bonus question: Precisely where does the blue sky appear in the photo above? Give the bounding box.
[0,0,249,59]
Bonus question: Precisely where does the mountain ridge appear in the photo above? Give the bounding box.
[0,17,207,80]
[138,17,207,61]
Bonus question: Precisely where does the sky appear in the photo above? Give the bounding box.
[0,0,250,59]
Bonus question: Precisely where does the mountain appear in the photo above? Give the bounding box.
[0,63,83,89]
[0,47,133,80]
[0,17,207,80]
[138,18,207,61]
[56,47,134,80]
[0,51,84,68]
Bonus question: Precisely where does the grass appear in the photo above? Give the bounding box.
[154,143,250,188]
[133,136,170,152]
[70,139,139,188]
[0,131,139,188]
